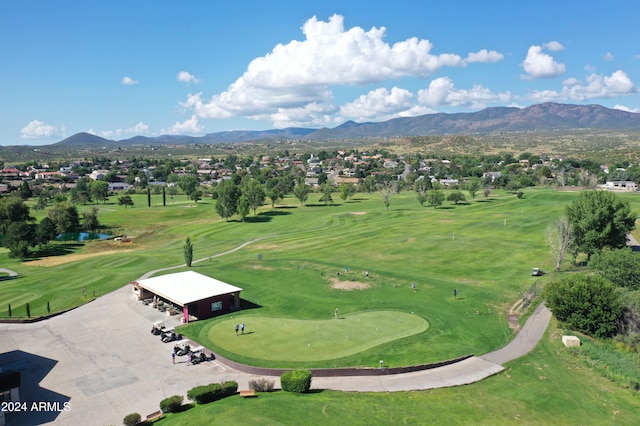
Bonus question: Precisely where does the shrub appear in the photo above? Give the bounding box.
[249,378,275,392]
[544,274,624,338]
[187,385,214,404]
[221,380,238,397]
[186,381,238,404]
[123,412,141,426]
[280,369,312,393]
[159,395,183,413]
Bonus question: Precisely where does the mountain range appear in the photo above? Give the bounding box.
[52,102,640,148]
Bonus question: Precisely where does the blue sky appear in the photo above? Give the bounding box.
[2,0,640,146]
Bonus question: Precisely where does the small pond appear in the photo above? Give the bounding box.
[56,232,112,242]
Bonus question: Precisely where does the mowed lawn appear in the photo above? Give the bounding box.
[207,311,428,362]
[158,320,640,425]
[3,188,640,423]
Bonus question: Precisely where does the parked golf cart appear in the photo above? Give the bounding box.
[188,346,207,364]
[161,327,179,343]
[173,340,191,356]
[150,320,165,335]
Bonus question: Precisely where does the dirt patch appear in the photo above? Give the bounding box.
[330,277,370,290]
[350,211,367,215]
[27,249,136,267]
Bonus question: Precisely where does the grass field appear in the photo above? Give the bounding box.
[156,320,640,425]
[2,187,640,423]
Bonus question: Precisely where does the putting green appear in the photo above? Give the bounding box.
[209,311,429,362]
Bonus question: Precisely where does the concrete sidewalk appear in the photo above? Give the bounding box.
[0,282,551,425]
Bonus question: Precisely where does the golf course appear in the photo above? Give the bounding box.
[2,187,640,423]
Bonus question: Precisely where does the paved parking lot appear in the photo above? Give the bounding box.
[0,285,264,426]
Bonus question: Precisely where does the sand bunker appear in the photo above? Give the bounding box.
[350,211,367,215]
[330,277,370,290]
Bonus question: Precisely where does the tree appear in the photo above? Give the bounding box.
[590,247,640,290]
[215,179,240,221]
[242,179,265,214]
[267,187,283,208]
[447,191,466,205]
[543,275,624,338]
[545,216,575,271]
[178,175,199,200]
[317,172,328,186]
[566,190,636,257]
[339,183,356,202]
[89,180,109,204]
[415,178,431,206]
[426,190,445,207]
[190,190,203,203]
[19,181,33,199]
[319,183,334,205]
[47,202,80,233]
[35,217,58,248]
[4,221,36,259]
[184,236,193,267]
[83,207,100,230]
[293,183,310,206]
[378,179,396,211]
[465,177,481,201]
[237,195,250,222]
[118,195,134,208]
[0,197,34,233]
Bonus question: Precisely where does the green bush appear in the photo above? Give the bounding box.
[249,378,275,392]
[221,380,238,397]
[280,369,312,393]
[123,412,141,426]
[186,381,238,404]
[187,385,214,404]
[159,394,184,413]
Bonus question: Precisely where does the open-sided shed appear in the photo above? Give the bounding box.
[132,271,242,323]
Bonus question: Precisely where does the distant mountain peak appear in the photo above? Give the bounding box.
[48,102,640,148]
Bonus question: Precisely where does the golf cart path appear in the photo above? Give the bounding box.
[310,303,551,391]
[137,235,274,280]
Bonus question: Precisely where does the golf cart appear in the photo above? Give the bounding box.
[173,340,191,356]
[531,268,544,276]
[188,346,207,364]
[161,327,179,343]
[151,320,165,335]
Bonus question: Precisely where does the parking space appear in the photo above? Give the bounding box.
[0,285,256,426]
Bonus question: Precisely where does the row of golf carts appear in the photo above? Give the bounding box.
[151,321,208,364]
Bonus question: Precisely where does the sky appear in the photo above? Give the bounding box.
[2,0,640,146]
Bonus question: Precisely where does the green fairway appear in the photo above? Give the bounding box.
[209,311,428,362]
[157,320,640,426]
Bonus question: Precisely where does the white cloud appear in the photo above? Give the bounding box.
[20,120,66,139]
[613,104,640,113]
[162,115,204,134]
[177,71,200,84]
[417,77,511,108]
[465,49,504,63]
[603,52,615,61]
[521,44,566,79]
[121,76,139,85]
[544,41,565,51]
[95,122,149,139]
[528,70,636,102]
[182,14,475,122]
[339,87,416,121]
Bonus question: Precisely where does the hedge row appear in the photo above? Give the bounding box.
[187,380,238,404]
